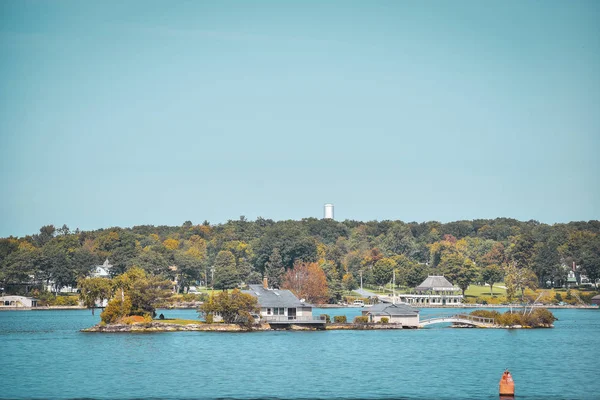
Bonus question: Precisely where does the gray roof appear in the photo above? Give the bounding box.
[244,285,313,308]
[363,303,419,317]
[415,275,459,291]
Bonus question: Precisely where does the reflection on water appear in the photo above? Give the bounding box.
[0,307,599,400]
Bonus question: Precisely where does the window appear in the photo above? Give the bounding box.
[267,308,272,315]
[273,308,285,315]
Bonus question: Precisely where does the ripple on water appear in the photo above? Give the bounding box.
[0,307,598,400]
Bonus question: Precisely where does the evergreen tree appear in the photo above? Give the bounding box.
[264,248,284,288]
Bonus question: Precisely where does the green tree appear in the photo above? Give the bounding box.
[372,258,396,287]
[342,272,357,291]
[440,254,478,296]
[77,277,113,315]
[100,295,132,324]
[560,231,600,287]
[213,250,239,290]
[481,264,504,296]
[199,289,259,329]
[110,267,172,317]
[405,263,429,288]
[504,263,538,301]
[264,248,284,288]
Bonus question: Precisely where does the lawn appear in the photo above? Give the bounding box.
[465,284,506,298]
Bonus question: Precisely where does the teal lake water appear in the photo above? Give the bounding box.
[1,307,599,400]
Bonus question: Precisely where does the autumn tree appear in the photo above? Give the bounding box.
[342,272,357,291]
[282,261,328,304]
[106,267,172,318]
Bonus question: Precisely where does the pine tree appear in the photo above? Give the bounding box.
[264,248,284,288]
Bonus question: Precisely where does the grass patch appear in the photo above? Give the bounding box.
[465,284,506,298]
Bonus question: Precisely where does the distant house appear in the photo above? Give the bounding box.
[361,303,420,327]
[244,278,323,327]
[395,275,463,305]
[0,295,38,308]
[91,259,113,278]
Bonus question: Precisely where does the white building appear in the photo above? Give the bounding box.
[361,303,420,327]
[91,259,112,278]
[395,275,463,305]
[1,295,38,308]
[244,278,324,327]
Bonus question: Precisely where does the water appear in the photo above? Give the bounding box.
[1,307,599,400]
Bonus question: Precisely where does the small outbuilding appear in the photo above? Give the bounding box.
[361,303,420,327]
[0,295,38,308]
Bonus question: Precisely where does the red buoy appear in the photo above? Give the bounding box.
[499,369,515,396]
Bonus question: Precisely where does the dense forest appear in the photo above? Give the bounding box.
[1,218,599,302]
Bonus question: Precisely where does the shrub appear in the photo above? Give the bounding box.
[320,314,331,323]
[475,296,488,305]
[531,308,557,325]
[380,317,389,324]
[54,296,79,306]
[120,315,147,325]
[101,296,132,324]
[497,312,523,327]
[354,316,369,324]
[333,315,347,324]
[470,310,500,319]
[205,314,214,324]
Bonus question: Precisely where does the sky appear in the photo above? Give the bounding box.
[1,1,599,237]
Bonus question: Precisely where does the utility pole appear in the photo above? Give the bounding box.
[360,270,363,291]
[392,269,396,305]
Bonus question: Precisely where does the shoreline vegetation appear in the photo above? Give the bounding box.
[81,312,557,333]
[2,303,598,312]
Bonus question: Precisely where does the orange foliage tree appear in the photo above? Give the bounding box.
[282,261,329,304]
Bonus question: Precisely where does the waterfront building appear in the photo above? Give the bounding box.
[361,303,419,327]
[0,295,38,308]
[395,275,463,305]
[245,278,324,327]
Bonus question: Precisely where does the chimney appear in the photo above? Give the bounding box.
[263,277,268,289]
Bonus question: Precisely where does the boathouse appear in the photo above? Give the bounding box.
[0,295,38,308]
[361,303,420,327]
[395,275,463,305]
[245,278,324,327]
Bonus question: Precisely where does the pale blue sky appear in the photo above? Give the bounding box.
[1,1,599,237]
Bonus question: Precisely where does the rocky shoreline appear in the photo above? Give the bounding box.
[81,320,555,332]
[81,321,412,332]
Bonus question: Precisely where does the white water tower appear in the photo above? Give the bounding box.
[324,203,334,219]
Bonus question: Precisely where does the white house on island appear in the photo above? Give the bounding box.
[361,303,420,327]
[395,275,463,305]
[244,278,325,327]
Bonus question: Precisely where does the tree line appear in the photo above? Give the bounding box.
[1,217,599,303]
